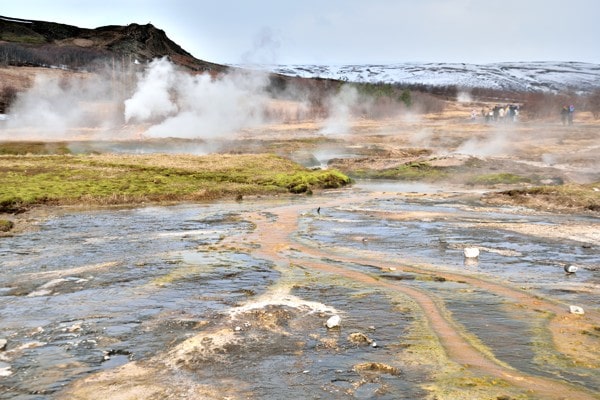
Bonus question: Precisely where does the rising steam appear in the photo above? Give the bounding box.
[124,58,270,139]
[3,71,121,140]
[320,85,360,135]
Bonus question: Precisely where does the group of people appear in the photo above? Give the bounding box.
[561,105,575,125]
[474,104,520,123]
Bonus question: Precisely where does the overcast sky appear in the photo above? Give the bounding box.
[3,0,600,65]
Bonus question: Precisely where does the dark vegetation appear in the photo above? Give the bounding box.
[267,76,446,119]
[0,141,72,155]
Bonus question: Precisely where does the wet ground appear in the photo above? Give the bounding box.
[0,183,599,399]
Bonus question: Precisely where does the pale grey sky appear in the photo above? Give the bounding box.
[3,0,599,65]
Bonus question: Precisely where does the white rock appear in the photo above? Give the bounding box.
[464,247,480,258]
[564,265,578,274]
[0,366,12,377]
[371,341,378,348]
[326,315,341,329]
[0,339,6,351]
[569,305,585,315]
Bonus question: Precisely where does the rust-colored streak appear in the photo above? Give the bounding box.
[233,196,599,400]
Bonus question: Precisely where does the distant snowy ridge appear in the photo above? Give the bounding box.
[254,62,600,93]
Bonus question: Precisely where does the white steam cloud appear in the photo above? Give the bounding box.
[124,57,270,139]
[3,72,121,140]
[124,58,178,123]
[455,130,515,157]
[321,85,361,135]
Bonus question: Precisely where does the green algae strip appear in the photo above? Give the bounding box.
[0,153,351,212]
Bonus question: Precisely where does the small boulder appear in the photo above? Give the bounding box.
[564,265,578,274]
[569,305,585,315]
[326,315,341,329]
[0,362,12,377]
[0,338,7,351]
[464,247,480,258]
[348,332,372,345]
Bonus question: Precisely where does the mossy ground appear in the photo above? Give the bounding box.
[0,153,351,213]
[484,183,600,212]
[349,161,448,181]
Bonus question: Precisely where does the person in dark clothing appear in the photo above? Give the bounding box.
[561,105,569,125]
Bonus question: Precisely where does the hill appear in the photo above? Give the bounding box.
[266,62,600,93]
[0,15,226,72]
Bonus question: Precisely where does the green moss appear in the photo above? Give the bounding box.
[488,182,600,212]
[0,142,72,155]
[349,161,447,181]
[271,169,351,193]
[0,33,46,44]
[0,219,14,232]
[0,153,351,211]
[468,173,531,186]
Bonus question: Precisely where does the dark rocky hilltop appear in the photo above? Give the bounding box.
[0,15,226,72]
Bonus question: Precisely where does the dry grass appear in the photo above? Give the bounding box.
[483,183,600,213]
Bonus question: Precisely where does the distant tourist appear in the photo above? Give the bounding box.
[561,105,569,125]
[568,104,575,125]
[508,105,518,122]
[493,106,500,121]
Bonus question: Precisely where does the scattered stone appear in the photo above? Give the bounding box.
[0,362,12,377]
[0,220,14,232]
[17,341,46,350]
[353,362,400,376]
[66,324,82,333]
[326,315,341,329]
[348,332,371,345]
[569,305,585,315]
[564,265,578,274]
[34,327,44,334]
[371,341,378,348]
[234,326,242,332]
[464,247,480,258]
[0,339,7,351]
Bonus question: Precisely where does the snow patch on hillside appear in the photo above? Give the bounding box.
[244,62,600,93]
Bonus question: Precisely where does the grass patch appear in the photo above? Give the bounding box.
[0,219,14,232]
[0,33,46,44]
[467,173,531,186]
[350,161,447,181]
[0,141,73,155]
[0,153,351,212]
[484,183,600,213]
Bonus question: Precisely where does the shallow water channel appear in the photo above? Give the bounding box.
[0,183,599,399]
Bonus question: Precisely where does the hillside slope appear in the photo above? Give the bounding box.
[267,62,600,93]
[0,15,226,72]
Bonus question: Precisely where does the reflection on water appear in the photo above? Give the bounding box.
[0,189,598,399]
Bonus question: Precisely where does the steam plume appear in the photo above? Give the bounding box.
[124,57,270,139]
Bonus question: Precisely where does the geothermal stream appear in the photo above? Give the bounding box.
[0,183,599,399]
